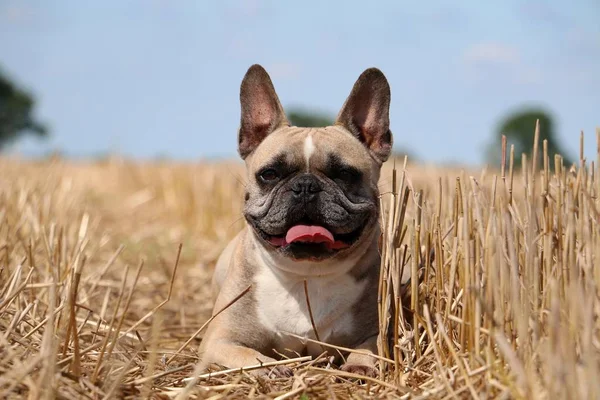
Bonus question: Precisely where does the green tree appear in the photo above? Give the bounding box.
[287,107,333,127]
[0,68,47,151]
[487,108,573,168]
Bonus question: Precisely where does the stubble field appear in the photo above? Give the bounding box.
[0,133,598,399]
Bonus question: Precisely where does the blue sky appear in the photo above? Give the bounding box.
[1,0,599,165]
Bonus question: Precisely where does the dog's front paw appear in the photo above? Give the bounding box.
[268,365,294,378]
[340,363,378,378]
[250,365,294,379]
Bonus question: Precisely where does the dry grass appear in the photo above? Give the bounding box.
[0,128,599,399]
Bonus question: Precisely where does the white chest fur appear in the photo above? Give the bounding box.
[254,265,366,355]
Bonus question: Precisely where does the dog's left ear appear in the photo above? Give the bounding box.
[335,68,393,164]
[238,64,289,159]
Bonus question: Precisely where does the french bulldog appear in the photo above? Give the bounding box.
[199,64,409,377]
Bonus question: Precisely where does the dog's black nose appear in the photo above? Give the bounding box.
[291,174,322,201]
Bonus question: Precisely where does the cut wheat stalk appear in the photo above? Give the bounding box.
[0,125,598,398]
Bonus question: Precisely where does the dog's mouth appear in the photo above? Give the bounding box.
[267,225,352,250]
[253,219,367,260]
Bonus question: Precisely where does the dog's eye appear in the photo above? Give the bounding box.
[337,168,360,183]
[259,169,280,183]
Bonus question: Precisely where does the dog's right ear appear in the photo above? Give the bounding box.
[335,68,393,164]
[238,64,289,159]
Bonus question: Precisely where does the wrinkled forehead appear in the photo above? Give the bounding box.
[247,126,373,173]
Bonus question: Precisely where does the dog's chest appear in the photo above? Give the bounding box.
[254,267,366,354]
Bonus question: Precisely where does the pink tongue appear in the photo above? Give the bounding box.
[285,225,334,244]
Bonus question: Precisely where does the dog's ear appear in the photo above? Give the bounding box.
[238,64,289,159]
[335,68,393,164]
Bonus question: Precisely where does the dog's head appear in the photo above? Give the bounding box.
[238,64,393,265]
